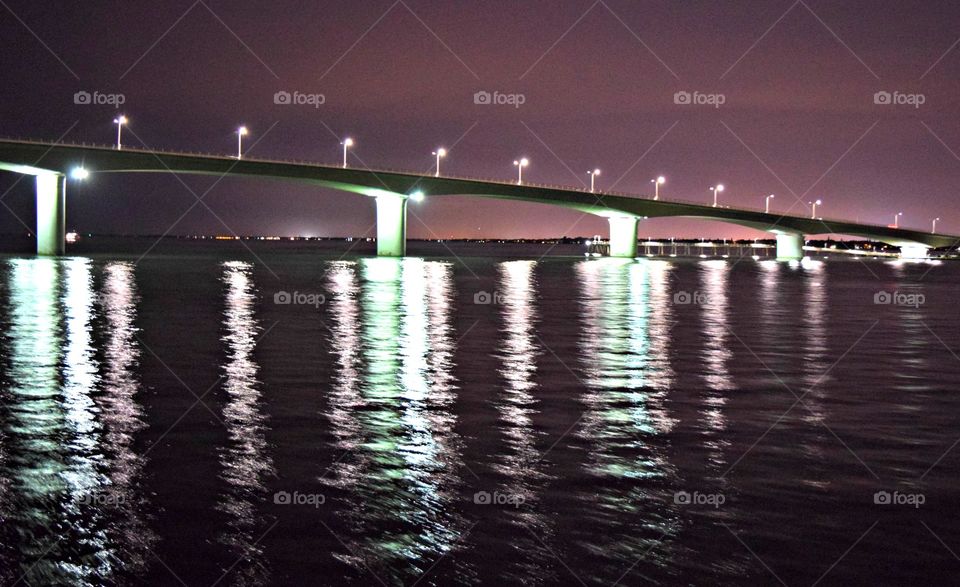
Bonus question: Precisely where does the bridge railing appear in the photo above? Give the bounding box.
[0,136,916,233]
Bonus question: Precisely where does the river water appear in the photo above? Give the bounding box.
[0,240,958,585]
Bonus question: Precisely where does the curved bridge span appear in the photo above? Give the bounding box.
[1,139,955,258]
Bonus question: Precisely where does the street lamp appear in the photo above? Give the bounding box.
[933,217,941,234]
[811,199,822,219]
[893,212,903,228]
[710,184,724,207]
[113,115,128,150]
[70,167,89,180]
[236,126,248,159]
[588,169,600,193]
[652,176,665,200]
[432,148,447,177]
[514,158,529,185]
[341,138,354,168]
[765,194,775,214]
[410,190,425,202]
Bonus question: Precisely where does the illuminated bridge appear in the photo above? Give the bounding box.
[1,138,955,259]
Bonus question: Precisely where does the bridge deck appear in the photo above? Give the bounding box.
[0,138,956,249]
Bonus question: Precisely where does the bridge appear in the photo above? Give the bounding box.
[1,138,955,260]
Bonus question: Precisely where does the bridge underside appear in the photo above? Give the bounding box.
[18,179,940,260]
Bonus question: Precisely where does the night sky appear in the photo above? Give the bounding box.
[1,0,958,240]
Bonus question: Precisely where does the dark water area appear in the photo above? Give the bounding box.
[1,239,960,585]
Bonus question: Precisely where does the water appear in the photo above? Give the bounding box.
[1,240,959,585]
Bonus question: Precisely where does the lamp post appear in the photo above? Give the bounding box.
[652,176,665,200]
[236,126,248,159]
[811,199,821,219]
[113,115,128,150]
[894,212,903,228]
[513,158,529,185]
[341,138,354,168]
[710,184,724,207]
[765,194,775,214]
[588,169,600,193]
[432,148,446,177]
[933,217,941,234]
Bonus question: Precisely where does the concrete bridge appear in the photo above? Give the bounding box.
[0,138,955,259]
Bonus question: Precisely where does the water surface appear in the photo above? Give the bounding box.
[1,242,959,585]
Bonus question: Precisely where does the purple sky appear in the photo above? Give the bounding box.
[1,0,958,239]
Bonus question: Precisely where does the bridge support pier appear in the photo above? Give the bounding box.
[36,173,66,256]
[775,233,804,261]
[608,216,639,258]
[375,194,408,257]
[899,245,930,259]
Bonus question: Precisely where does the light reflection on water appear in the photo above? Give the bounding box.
[576,258,675,468]
[218,260,276,585]
[698,260,733,473]
[0,258,152,585]
[0,258,70,584]
[490,260,557,582]
[93,261,155,577]
[494,261,546,487]
[573,258,679,582]
[801,260,828,426]
[322,258,466,582]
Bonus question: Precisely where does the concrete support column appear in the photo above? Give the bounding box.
[608,216,639,258]
[375,194,408,257]
[775,233,804,261]
[899,245,930,259]
[36,173,65,256]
